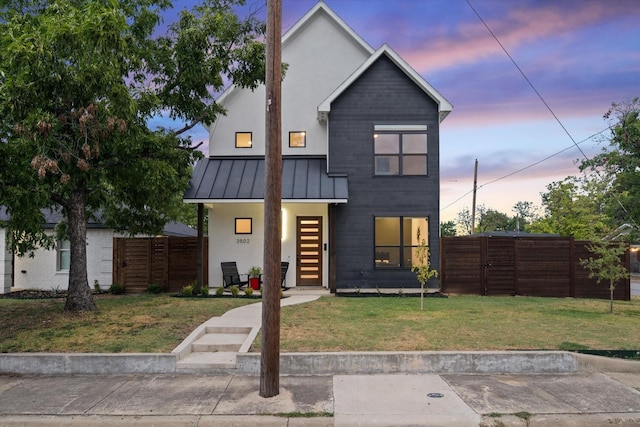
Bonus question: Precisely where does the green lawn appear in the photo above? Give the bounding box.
[1,293,638,353]
[0,294,256,353]
[266,295,640,352]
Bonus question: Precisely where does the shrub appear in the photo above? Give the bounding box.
[109,283,125,295]
[93,280,101,292]
[200,284,209,296]
[147,283,163,294]
[215,287,225,296]
[244,287,254,296]
[181,285,193,296]
[229,285,239,297]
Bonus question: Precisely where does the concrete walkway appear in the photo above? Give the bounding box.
[1,288,640,426]
[173,287,328,370]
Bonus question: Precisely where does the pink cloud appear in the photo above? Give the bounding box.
[398,1,630,74]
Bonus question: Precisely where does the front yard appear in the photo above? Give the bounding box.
[1,293,638,353]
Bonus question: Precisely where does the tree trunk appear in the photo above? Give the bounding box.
[610,284,614,314]
[64,189,97,312]
[260,0,282,399]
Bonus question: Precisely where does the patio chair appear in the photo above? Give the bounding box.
[221,262,249,288]
[281,261,289,290]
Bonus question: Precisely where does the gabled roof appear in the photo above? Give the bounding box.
[282,1,373,55]
[210,1,374,116]
[318,44,453,123]
[184,157,348,203]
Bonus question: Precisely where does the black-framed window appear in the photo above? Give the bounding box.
[374,216,428,268]
[235,132,252,148]
[235,218,252,234]
[289,131,306,148]
[374,126,427,176]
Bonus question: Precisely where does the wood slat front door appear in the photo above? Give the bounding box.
[296,216,322,286]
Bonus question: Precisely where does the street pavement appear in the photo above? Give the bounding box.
[1,370,640,426]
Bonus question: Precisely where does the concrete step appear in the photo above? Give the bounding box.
[191,333,247,352]
[176,351,237,370]
[205,326,252,334]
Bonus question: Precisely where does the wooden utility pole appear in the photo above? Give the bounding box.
[260,0,282,398]
[470,159,478,235]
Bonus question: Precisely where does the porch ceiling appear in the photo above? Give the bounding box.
[184,157,348,203]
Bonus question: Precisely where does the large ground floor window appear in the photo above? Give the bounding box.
[374,216,428,268]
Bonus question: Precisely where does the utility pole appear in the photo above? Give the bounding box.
[260,0,282,398]
[470,159,478,235]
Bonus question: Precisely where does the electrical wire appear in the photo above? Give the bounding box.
[441,128,608,211]
[443,1,636,231]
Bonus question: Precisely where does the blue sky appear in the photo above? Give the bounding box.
[163,0,640,223]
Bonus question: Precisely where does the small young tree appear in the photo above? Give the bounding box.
[579,240,629,313]
[411,228,438,310]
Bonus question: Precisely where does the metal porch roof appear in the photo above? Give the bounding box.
[184,157,348,203]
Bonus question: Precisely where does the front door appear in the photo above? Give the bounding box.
[296,216,323,286]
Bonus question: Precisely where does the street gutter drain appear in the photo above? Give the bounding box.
[427,393,444,398]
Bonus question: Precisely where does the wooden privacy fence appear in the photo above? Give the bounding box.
[440,236,630,300]
[113,237,208,293]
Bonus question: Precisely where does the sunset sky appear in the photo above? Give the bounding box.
[164,0,640,224]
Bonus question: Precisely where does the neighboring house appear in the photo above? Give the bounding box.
[184,1,452,291]
[0,207,197,293]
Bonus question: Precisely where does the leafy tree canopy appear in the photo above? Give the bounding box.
[580,97,640,236]
[0,0,266,310]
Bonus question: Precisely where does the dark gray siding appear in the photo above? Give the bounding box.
[328,55,441,289]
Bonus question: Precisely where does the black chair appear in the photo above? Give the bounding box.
[221,262,248,288]
[281,262,289,290]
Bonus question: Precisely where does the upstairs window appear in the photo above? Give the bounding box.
[236,132,252,148]
[374,125,427,176]
[289,131,306,148]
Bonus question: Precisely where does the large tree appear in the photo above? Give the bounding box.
[528,175,611,239]
[580,97,640,236]
[0,0,266,311]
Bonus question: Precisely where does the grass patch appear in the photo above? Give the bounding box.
[3,293,640,354]
[253,295,640,352]
[0,294,255,353]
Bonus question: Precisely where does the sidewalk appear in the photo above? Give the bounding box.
[1,288,640,426]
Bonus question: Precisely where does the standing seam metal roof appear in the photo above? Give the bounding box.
[184,157,348,202]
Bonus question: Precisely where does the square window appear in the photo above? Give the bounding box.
[235,218,252,234]
[375,156,399,175]
[375,216,429,268]
[289,131,306,148]
[402,155,427,175]
[236,132,252,148]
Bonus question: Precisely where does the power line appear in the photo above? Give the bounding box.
[465,0,590,162]
[441,128,607,212]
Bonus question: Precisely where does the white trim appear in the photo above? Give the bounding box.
[282,1,373,54]
[185,199,347,204]
[212,1,374,122]
[374,124,428,131]
[318,44,453,123]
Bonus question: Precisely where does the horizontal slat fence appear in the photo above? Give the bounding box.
[113,237,208,293]
[440,236,630,300]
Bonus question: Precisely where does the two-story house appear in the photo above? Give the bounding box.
[184,1,452,291]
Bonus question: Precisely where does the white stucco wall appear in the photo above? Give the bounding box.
[208,203,329,288]
[0,229,13,294]
[13,229,116,291]
[208,9,370,157]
